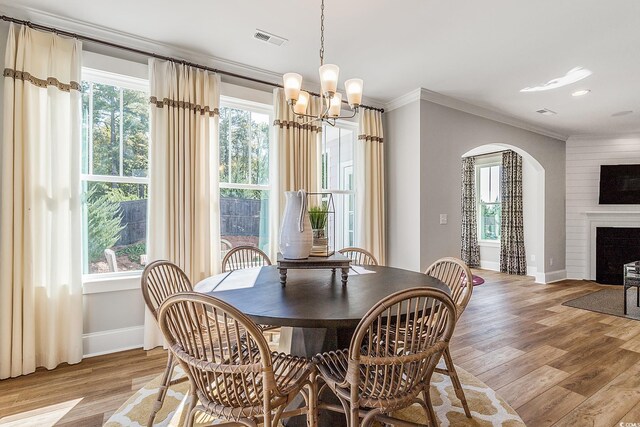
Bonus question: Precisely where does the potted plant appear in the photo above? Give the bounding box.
[309,202,329,252]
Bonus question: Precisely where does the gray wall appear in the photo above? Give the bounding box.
[386,97,566,277]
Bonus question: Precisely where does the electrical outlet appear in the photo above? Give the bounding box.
[549,258,554,266]
[439,214,447,225]
[531,254,536,262]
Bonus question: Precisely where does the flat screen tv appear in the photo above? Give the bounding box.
[599,164,640,204]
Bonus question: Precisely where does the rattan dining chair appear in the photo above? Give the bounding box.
[313,288,456,427]
[141,260,193,427]
[222,245,272,272]
[338,247,379,266]
[424,257,474,418]
[158,292,317,427]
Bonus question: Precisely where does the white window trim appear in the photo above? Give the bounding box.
[476,159,502,244]
[321,120,358,250]
[81,67,150,287]
[219,96,273,191]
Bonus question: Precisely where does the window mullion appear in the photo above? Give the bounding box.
[119,87,124,176]
[88,82,94,175]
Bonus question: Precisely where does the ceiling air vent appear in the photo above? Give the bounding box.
[254,29,287,46]
[536,108,557,116]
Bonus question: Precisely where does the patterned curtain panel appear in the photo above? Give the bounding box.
[145,58,221,349]
[1,24,83,378]
[460,157,480,267]
[500,150,527,275]
[355,108,386,265]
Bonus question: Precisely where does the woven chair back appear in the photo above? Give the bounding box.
[141,260,193,320]
[338,247,379,266]
[222,246,272,272]
[158,292,274,415]
[347,288,456,404]
[424,257,473,319]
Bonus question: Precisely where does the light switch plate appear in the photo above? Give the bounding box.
[439,214,447,225]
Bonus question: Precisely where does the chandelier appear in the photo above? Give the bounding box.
[282,0,363,125]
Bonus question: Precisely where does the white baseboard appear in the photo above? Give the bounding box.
[479,260,499,271]
[83,326,144,357]
[540,269,567,284]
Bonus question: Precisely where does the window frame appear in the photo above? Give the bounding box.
[81,67,150,281]
[320,119,358,250]
[218,96,273,192]
[476,159,502,245]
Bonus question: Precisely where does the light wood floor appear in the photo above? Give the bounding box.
[1,270,639,426]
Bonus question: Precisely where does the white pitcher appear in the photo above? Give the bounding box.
[280,190,313,259]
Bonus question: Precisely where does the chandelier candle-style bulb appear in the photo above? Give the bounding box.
[328,93,342,117]
[293,91,310,115]
[345,78,363,107]
[283,73,303,101]
[319,64,339,95]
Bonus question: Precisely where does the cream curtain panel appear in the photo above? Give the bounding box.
[0,24,83,379]
[355,108,386,265]
[270,88,322,258]
[145,59,221,349]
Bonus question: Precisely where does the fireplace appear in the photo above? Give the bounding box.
[596,227,640,285]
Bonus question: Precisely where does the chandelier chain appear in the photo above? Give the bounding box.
[319,0,325,66]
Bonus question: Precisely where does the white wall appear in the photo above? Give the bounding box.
[565,135,640,279]
[384,102,422,271]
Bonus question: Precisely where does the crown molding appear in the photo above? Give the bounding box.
[0,4,284,84]
[0,4,386,110]
[384,87,568,141]
[567,132,640,141]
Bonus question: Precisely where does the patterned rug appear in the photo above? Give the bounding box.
[105,364,525,426]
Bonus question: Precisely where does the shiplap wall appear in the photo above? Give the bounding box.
[566,135,640,279]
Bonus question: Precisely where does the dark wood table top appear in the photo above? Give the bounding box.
[194,265,450,328]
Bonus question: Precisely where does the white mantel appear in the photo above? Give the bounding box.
[584,211,640,280]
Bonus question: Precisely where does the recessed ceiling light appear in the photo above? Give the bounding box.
[572,89,591,97]
[521,67,592,93]
[612,110,633,117]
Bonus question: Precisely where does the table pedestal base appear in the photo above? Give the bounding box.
[278,326,354,427]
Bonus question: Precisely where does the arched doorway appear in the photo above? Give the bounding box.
[462,144,546,282]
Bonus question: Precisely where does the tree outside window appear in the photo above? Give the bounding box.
[81,70,149,275]
[218,100,272,255]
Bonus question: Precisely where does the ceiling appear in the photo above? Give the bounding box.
[2,0,640,137]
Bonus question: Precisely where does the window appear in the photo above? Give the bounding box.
[218,98,272,253]
[477,162,502,241]
[81,69,149,275]
[321,122,357,249]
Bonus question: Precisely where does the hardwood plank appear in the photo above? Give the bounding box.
[553,363,640,427]
[496,365,570,409]
[477,344,567,390]
[557,348,640,397]
[516,386,586,427]
[457,345,525,375]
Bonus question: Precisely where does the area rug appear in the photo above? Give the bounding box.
[562,288,640,320]
[472,275,485,286]
[105,364,524,427]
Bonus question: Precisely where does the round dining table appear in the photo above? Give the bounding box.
[194,264,450,357]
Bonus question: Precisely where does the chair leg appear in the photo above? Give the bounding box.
[147,352,175,426]
[423,389,439,427]
[443,347,471,418]
[308,375,318,427]
[185,391,198,427]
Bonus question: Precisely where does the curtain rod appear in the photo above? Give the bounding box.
[0,14,384,113]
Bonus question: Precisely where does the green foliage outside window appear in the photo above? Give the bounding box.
[480,203,501,240]
[86,187,125,262]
